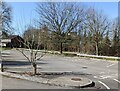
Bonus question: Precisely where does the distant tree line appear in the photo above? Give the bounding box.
[2,2,120,57]
[22,3,119,57]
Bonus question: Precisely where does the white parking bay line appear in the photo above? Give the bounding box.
[113,79,120,84]
[87,60,100,64]
[98,81,110,89]
[107,63,116,68]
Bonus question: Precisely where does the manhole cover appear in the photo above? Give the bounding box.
[71,77,82,81]
[82,66,88,69]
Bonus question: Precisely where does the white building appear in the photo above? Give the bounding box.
[0,39,11,47]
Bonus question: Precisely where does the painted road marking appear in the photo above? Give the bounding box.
[98,81,110,89]
[100,75,112,79]
[87,60,100,64]
[99,72,105,74]
[107,63,116,68]
[94,75,111,79]
[94,74,117,79]
[113,79,120,84]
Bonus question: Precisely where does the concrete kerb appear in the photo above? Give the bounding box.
[0,71,49,84]
[40,71,91,75]
[0,71,94,88]
[46,76,94,88]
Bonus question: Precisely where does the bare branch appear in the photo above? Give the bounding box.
[16,48,31,62]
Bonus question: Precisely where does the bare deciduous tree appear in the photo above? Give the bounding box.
[85,8,110,55]
[16,26,46,75]
[0,1,12,72]
[36,2,85,54]
[110,18,120,56]
[0,1,12,34]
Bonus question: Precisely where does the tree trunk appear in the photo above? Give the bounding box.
[32,63,37,75]
[1,63,4,72]
[95,42,99,55]
[78,37,81,53]
[60,42,63,54]
[78,42,81,53]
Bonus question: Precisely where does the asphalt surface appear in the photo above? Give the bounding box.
[1,74,68,89]
[1,49,119,89]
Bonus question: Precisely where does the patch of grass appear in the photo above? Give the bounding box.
[0,67,8,72]
[0,47,12,51]
[103,58,120,61]
[42,50,77,57]
[23,48,120,61]
[0,47,2,51]
[117,59,120,61]
[63,53,77,57]
[79,55,120,61]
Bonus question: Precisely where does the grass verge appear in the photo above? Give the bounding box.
[21,48,120,61]
[0,47,12,51]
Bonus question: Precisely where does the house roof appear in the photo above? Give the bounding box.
[8,35,19,39]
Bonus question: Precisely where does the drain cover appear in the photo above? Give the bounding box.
[71,77,82,81]
[82,66,88,69]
